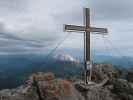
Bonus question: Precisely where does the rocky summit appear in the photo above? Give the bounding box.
[0,64,133,100]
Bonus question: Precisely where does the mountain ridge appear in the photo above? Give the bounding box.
[0,64,133,100]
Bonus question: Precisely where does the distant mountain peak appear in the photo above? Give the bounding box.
[54,53,80,63]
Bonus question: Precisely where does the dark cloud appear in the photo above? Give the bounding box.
[0,37,48,54]
[0,32,48,47]
[0,23,47,52]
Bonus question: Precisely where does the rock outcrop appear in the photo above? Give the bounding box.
[0,64,133,100]
[126,69,133,82]
[91,64,121,82]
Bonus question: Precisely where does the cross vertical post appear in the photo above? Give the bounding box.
[84,8,91,84]
[63,8,108,85]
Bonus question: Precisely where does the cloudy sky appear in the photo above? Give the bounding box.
[0,0,133,56]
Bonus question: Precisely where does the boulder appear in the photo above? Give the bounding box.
[39,79,84,100]
[110,79,133,100]
[91,64,121,82]
[126,70,133,82]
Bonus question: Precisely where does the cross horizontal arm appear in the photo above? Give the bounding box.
[64,25,108,33]
[64,25,85,32]
[90,27,108,33]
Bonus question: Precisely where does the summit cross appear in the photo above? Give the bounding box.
[64,8,108,84]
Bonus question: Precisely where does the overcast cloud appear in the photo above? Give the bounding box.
[0,0,133,56]
[90,0,133,56]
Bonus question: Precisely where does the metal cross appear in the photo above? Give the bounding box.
[64,8,108,84]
